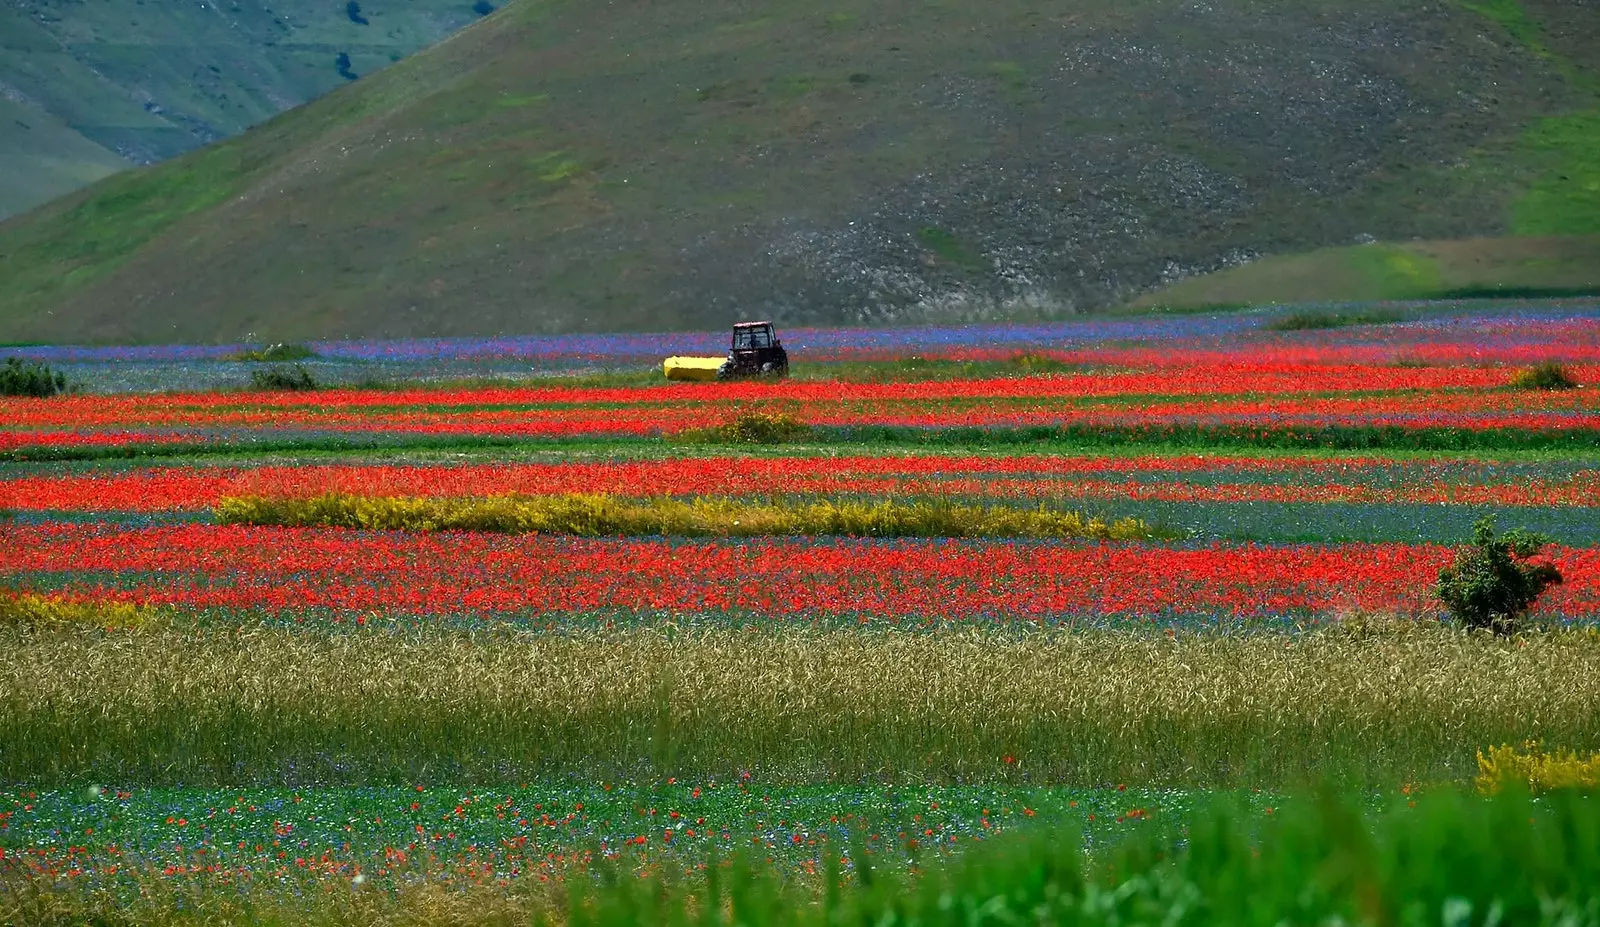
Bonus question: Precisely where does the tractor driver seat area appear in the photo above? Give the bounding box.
[733,326,775,350]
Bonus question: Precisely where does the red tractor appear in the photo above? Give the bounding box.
[663,321,790,382]
[720,321,789,379]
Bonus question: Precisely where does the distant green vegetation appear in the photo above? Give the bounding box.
[1513,113,1600,236]
[227,342,319,362]
[1133,237,1600,312]
[915,226,985,271]
[680,410,813,444]
[247,363,319,391]
[1467,0,1599,236]
[14,421,1600,465]
[0,357,68,397]
[1461,0,1551,59]
[1266,308,1405,331]
[1511,362,1580,391]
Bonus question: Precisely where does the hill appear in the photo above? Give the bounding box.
[0,0,1596,345]
[1128,235,1600,310]
[0,0,487,219]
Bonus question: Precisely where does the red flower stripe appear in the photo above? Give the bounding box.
[2,525,1595,621]
[2,388,1598,451]
[1,363,1586,424]
[4,456,1597,510]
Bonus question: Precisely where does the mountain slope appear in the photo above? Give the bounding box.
[0,96,127,218]
[0,0,487,218]
[1127,235,1600,310]
[0,0,1596,344]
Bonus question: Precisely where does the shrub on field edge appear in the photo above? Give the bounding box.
[1267,308,1403,331]
[682,411,811,444]
[1476,742,1600,795]
[228,342,319,362]
[249,363,319,391]
[1510,362,1578,391]
[1436,516,1562,634]
[0,357,69,397]
[0,591,159,629]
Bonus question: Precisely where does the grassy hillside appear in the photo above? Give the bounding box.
[0,0,486,219]
[0,0,1596,344]
[0,97,127,218]
[1130,235,1600,310]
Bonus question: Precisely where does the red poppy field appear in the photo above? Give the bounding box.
[5,307,1600,920]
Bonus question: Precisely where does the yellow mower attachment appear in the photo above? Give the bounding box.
[664,356,726,382]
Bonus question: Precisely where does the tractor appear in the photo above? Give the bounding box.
[664,321,789,381]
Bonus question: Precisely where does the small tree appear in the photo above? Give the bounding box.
[1436,516,1562,634]
[0,357,69,397]
[1510,362,1577,391]
[249,364,319,392]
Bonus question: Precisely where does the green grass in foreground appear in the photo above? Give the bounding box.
[572,790,1600,927]
[6,790,1600,926]
[4,624,1598,787]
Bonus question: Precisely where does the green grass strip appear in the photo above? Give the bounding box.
[10,422,1600,464]
[814,424,1600,452]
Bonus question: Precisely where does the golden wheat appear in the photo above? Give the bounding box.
[4,624,1598,786]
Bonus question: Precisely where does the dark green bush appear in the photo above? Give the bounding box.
[249,364,319,392]
[228,343,318,362]
[1436,516,1563,634]
[0,357,68,397]
[678,411,811,444]
[1510,362,1578,391]
[1267,308,1403,331]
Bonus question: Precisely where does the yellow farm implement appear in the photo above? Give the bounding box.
[663,356,727,382]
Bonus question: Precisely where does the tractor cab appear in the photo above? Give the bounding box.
[721,321,788,379]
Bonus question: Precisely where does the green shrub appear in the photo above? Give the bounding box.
[0,591,161,629]
[1266,308,1403,331]
[228,342,319,362]
[1436,516,1563,634]
[1477,741,1600,795]
[681,411,811,444]
[0,357,69,397]
[1510,362,1578,391]
[248,363,319,391]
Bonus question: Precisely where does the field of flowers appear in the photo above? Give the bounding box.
[5,303,1600,923]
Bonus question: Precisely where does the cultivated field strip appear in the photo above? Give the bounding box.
[5,524,1598,624]
[6,454,1600,511]
[5,626,1598,786]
